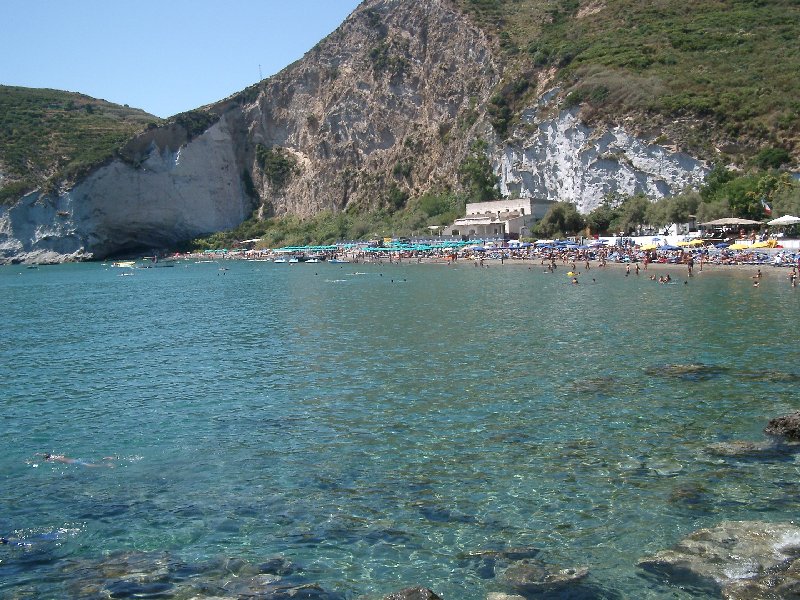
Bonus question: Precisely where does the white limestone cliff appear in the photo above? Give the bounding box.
[0,114,252,263]
[497,104,708,213]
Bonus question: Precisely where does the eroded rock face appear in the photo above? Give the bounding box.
[0,114,253,262]
[637,520,800,598]
[499,105,708,213]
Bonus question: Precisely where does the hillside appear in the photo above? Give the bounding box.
[0,86,160,202]
[2,0,799,262]
[456,0,800,161]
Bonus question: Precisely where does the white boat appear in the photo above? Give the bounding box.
[273,257,288,263]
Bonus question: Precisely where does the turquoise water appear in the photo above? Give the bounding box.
[1,260,798,599]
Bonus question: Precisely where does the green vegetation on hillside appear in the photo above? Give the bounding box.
[0,86,160,203]
[255,144,299,190]
[535,167,800,238]
[188,189,467,251]
[457,0,800,161]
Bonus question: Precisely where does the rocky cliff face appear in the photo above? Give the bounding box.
[498,100,709,213]
[1,0,712,263]
[1,113,252,262]
[242,0,499,217]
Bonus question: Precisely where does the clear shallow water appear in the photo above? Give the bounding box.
[1,260,798,599]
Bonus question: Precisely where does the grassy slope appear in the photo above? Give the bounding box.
[456,0,800,162]
[0,85,160,202]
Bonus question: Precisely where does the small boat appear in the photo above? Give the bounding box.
[273,257,288,263]
[111,261,136,268]
[329,259,350,264]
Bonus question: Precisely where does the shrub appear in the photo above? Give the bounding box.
[754,147,791,170]
[255,144,298,190]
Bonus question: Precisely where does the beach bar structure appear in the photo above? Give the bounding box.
[445,198,556,240]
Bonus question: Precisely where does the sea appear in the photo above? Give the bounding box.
[1,259,798,599]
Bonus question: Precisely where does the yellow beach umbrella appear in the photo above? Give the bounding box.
[641,243,658,251]
[688,239,706,246]
[676,240,692,247]
[728,243,750,250]
[751,240,777,249]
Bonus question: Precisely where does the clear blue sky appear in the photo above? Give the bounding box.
[1,0,363,118]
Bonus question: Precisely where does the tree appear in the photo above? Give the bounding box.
[700,165,736,203]
[585,202,617,235]
[724,176,762,220]
[609,194,650,234]
[535,202,585,237]
[696,198,730,223]
[771,179,800,217]
[459,140,500,203]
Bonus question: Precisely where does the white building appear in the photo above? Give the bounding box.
[445,198,557,239]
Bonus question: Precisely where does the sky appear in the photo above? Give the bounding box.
[1,0,363,118]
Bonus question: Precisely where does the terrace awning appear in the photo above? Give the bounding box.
[700,218,762,226]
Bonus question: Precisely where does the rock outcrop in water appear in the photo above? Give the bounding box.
[637,521,800,598]
[765,411,800,441]
[382,587,443,600]
[0,0,717,264]
[60,551,344,600]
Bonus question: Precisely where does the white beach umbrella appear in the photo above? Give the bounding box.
[767,215,800,226]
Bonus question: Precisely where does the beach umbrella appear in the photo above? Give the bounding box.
[751,240,778,249]
[715,242,730,248]
[660,244,682,251]
[767,215,800,226]
[640,243,659,251]
[688,239,706,246]
[728,243,750,250]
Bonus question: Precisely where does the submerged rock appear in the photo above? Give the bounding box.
[738,369,800,383]
[645,363,730,381]
[457,547,541,579]
[382,587,443,600]
[765,412,800,441]
[705,439,791,459]
[667,483,712,509]
[637,520,800,598]
[60,551,343,599]
[498,559,589,594]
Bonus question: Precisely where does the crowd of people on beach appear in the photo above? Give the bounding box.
[178,239,800,288]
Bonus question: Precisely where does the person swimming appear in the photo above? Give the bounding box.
[36,453,113,468]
